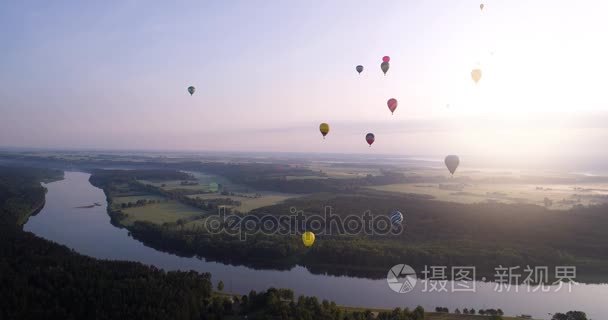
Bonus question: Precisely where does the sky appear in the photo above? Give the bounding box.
[2,0,608,167]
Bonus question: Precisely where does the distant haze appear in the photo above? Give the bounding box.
[2,0,608,167]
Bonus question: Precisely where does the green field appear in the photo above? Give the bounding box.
[121,200,206,226]
[187,192,299,213]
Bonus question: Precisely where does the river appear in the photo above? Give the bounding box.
[24,172,607,319]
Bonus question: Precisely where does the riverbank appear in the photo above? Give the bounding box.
[214,292,521,320]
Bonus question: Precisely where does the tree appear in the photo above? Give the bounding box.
[551,311,587,320]
[455,308,461,314]
[217,280,224,291]
[552,313,568,320]
[413,306,425,320]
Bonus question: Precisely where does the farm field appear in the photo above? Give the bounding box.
[186,192,300,213]
[120,200,206,226]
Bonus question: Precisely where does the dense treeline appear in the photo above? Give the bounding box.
[1,229,213,319]
[239,288,428,320]
[262,192,608,279]
[89,168,192,187]
[1,166,216,319]
[0,166,62,225]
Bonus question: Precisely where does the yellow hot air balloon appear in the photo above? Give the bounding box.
[319,123,330,139]
[471,69,482,84]
[302,231,315,247]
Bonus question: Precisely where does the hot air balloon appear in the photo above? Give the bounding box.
[471,69,482,84]
[480,3,485,11]
[366,133,375,146]
[302,231,315,247]
[187,86,196,96]
[387,98,398,115]
[390,210,403,226]
[319,123,330,139]
[382,56,390,63]
[444,155,460,175]
[356,65,364,74]
[381,62,390,75]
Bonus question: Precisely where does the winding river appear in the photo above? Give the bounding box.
[24,172,607,319]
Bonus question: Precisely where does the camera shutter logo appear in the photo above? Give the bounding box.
[387,264,417,293]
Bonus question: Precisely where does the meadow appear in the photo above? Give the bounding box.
[186,192,299,213]
[120,200,206,226]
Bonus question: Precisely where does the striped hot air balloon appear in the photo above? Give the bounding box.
[390,210,403,226]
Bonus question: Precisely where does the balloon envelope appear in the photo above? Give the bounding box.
[366,133,375,146]
[471,69,482,83]
[390,210,403,226]
[187,86,195,96]
[382,56,390,63]
[444,155,460,175]
[356,65,364,74]
[302,231,315,247]
[319,123,330,138]
[381,62,390,75]
[387,98,398,114]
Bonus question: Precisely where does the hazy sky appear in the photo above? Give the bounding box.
[2,0,608,163]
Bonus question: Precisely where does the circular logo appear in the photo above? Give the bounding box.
[387,264,417,293]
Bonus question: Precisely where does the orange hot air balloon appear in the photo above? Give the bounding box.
[387,98,398,115]
[471,69,482,84]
